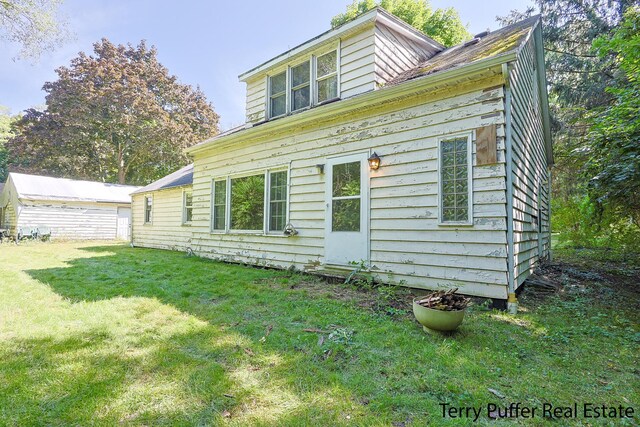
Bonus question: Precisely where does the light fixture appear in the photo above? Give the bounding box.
[316,164,325,174]
[368,152,381,170]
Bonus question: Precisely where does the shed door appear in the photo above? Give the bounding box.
[325,153,369,265]
[116,207,131,240]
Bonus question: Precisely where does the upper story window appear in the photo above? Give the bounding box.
[269,72,286,118]
[267,49,339,119]
[316,51,338,103]
[291,62,310,111]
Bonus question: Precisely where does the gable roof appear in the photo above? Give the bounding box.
[388,15,540,86]
[132,164,193,195]
[239,7,443,82]
[8,172,140,203]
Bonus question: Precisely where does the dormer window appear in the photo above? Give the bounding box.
[269,72,286,118]
[291,62,311,111]
[267,49,339,119]
[316,51,338,103]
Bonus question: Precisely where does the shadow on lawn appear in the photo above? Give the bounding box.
[19,245,432,425]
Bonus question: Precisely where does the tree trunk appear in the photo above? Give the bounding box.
[117,139,125,184]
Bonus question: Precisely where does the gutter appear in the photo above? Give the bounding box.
[502,62,517,313]
[189,51,517,156]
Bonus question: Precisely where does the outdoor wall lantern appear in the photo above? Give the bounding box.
[368,152,381,170]
[316,164,325,174]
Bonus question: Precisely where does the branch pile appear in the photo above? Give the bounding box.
[416,289,470,311]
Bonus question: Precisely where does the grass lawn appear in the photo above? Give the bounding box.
[0,242,638,426]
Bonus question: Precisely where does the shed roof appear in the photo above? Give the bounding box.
[387,15,539,86]
[132,164,193,195]
[8,172,140,203]
[189,15,541,155]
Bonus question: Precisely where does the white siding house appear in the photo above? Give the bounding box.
[131,8,552,302]
[0,173,139,240]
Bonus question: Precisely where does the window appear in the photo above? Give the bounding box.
[269,171,288,232]
[144,196,152,224]
[331,161,361,232]
[440,135,472,224]
[212,179,227,231]
[211,169,288,233]
[183,191,193,224]
[316,51,338,103]
[267,49,338,118]
[269,71,286,117]
[291,62,310,111]
[231,174,265,231]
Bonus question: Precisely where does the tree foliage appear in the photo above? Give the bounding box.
[6,39,219,185]
[0,0,70,60]
[586,6,640,226]
[0,106,18,182]
[331,0,470,47]
[499,0,639,249]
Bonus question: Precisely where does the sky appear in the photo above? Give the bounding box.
[0,0,534,130]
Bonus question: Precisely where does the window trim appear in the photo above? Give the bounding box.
[438,132,474,226]
[266,43,340,119]
[314,50,339,105]
[144,195,153,225]
[210,178,228,233]
[182,190,193,225]
[209,165,290,235]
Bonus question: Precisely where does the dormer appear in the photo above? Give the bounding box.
[239,7,443,125]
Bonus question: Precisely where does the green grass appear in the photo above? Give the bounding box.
[0,242,638,426]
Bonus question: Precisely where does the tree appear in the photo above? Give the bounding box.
[0,106,18,182]
[0,0,70,60]
[586,6,640,225]
[331,0,470,47]
[7,39,219,185]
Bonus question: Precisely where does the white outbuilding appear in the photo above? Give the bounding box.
[0,172,140,240]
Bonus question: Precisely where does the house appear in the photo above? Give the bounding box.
[130,164,195,251]
[131,8,552,302]
[0,172,140,240]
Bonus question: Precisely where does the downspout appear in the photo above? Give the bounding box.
[502,63,517,314]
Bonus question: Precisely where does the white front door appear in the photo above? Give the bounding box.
[117,207,131,240]
[325,153,369,265]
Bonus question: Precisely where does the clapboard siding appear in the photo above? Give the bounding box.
[17,201,120,240]
[340,25,377,98]
[373,23,437,85]
[509,36,551,288]
[245,76,267,123]
[181,75,509,298]
[132,187,192,251]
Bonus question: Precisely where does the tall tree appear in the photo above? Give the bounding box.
[7,39,219,185]
[0,106,17,182]
[332,0,470,47]
[0,0,70,60]
[586,6,640,225]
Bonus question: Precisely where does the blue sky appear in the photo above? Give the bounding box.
[0,0,533,130]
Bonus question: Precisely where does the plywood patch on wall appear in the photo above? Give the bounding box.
[476,124,497,165]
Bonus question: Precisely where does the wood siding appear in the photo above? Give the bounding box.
[373,23,436,86]
[181,74,510,298]
[16,200,124,240]
[132,187,193,251]
[340,25,377,99]
[245,75,267,123]
[509,35,551,288]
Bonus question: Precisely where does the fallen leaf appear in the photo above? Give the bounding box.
[222,410,231,418]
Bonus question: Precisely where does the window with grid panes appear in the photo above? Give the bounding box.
[212,180,226,231]
[316,51,338,103]
[291,61,310,111]
[269,71,286,117]
[268,171,288,232]
[440,136,471,223]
